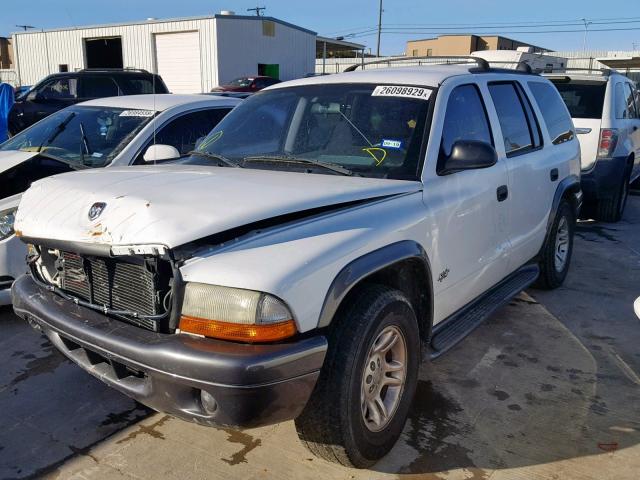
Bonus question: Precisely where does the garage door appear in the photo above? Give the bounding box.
[154,31,202,94]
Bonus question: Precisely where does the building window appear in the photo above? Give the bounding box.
[262,20,275,37]
[411,49,419,56]
[427,49,433,56]
[59,64,69,72]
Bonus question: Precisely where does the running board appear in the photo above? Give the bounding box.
[429,265,540,359]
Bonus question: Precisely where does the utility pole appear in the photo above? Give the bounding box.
[15,25,35,31]
[247,5,266,16]
[581,18,592,53]
[376,0,383,57]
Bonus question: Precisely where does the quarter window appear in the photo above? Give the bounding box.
[489,82,538,156]
[439,84,493,166]
[623,83,637,119]
[528,81,575,145]
[614,83,627,119]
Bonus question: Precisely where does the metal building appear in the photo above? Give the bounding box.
[11,13,316,93]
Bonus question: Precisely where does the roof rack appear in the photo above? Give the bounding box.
[543,67,612,75]
[343,55,490,72]
[77,68,151,74]
[343,56,536,75]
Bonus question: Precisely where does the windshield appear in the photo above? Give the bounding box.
[551,81,606,119]
[192,83,431,180]
[1,105,155,167]
[228,77,254,87]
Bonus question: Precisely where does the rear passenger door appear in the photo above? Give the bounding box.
[488,81,565,271]
[78,76,120,100]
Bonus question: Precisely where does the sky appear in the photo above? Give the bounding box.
[1,0,638,55]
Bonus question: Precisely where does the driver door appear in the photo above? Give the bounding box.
[25,77,79,126]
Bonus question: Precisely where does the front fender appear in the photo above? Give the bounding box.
[178,192,431,333]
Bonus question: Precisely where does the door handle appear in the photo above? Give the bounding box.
[497,185,508,202]
[550,168,559,181]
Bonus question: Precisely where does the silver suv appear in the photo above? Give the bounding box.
[545,70,640,221]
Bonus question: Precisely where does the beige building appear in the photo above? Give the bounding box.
[406,35,547,57]
[0,37,13,69]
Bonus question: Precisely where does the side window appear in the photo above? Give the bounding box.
[81,76,119,98]
[623,83,637,119]
[614,83,627,119]
[38,77,78,100]
[528,81,575,145]
[145,108,232,157]
[438,84,493,165]
[488,82,537,156]
[515,83,542,149]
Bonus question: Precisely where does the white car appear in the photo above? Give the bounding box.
[545,70,640,221]
[13,64,581,467]
[0,94,240,304]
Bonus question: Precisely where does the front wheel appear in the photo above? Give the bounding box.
[533,199,575,290]
[295,284,420,468]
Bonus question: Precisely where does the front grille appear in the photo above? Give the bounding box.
[58,251,171,331]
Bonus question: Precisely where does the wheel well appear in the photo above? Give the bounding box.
[332,259,433,345]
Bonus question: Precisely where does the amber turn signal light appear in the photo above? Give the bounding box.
[179,315,297,343]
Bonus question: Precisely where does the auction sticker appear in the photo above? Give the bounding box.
[119,109,155,117]
[372,85,431,100]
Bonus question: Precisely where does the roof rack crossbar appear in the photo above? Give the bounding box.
[343,55,490,72]
[544,67,612,75]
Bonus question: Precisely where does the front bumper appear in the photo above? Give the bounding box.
[12,275,327,428]
[0,235,28,306]
[581,155,628,202]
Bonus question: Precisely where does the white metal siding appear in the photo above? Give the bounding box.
[12,18,218,90]
[155,31,202,93]
[214,17,315,85]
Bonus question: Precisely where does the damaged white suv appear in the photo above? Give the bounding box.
[12,63,581,468]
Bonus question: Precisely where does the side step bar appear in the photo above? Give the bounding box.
[429,265,540,359]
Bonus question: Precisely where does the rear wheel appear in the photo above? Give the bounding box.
[533,199,575,290]
[596,168,630,222]
[295,284,420,468]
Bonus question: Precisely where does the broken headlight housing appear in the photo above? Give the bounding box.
[178,283,297,343]
[0,207,17,241]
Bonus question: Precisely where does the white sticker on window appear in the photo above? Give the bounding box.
[372,85,431,100]
[119,109,154,117]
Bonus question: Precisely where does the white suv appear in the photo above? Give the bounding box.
[545,70,640,221]
[12,63,581,468]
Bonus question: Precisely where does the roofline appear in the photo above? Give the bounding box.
[10,14,316,36]
[316,36,365,50]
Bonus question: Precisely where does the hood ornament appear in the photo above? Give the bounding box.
[88,202,107,221]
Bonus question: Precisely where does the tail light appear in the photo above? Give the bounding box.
[597,129,618,158]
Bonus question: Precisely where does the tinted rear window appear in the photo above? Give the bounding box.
[550,81,606,119]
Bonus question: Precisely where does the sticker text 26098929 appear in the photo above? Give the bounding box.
[372,85,431,100]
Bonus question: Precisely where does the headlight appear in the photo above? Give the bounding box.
[0,207,17,241]
[179,283,297,342]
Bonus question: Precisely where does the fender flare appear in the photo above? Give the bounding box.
[543,174,581,248]
[316,240,434,335]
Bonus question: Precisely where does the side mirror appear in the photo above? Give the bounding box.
[143,144,180,162]
[440,140,497,175]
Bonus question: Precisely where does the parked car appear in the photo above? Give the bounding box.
[0,94,240,305]
[544,70,640,221]
[8,69,169,135]
[12,64,581,468]
[210,76,280,93]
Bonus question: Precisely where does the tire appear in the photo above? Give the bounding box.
[596,169,630,222]
[295,284,420,468]
[534,199,575,290]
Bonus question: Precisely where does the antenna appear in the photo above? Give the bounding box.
[16,25,35,31]
[247,5,266,16]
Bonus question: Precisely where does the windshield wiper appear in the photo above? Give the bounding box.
[188,151,241,168]
[39,112,76,152]
[79,121,92,155]
[243,155,353,176]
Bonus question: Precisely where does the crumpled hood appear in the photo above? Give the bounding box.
[0,150,39,175]
[15,165,422,249]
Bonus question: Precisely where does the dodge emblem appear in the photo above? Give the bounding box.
[88,202,106,221]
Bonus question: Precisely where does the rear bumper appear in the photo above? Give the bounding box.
[12,275,327,428]
[581,156,628,202]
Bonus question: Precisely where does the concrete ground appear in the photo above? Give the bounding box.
[1,197,639,480]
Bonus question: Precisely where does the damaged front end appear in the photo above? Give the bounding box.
[25,240,181,332]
